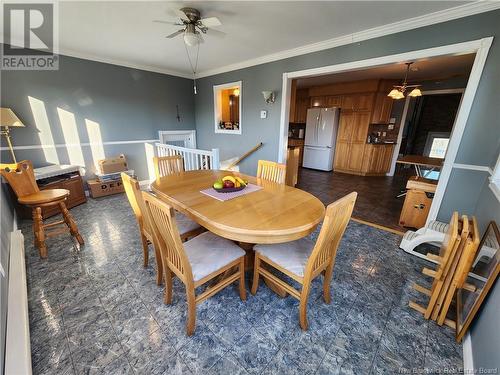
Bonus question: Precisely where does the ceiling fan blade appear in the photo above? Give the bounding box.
[165,29,184,39]
[200,17,222,28]
[153,20,183,26]
[174,8,188,20]
[205,27,226,38]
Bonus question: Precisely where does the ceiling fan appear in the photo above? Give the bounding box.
[388,62,422,99]
[154,7,224,47]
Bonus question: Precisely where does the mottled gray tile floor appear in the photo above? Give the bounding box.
[23,194,462,374]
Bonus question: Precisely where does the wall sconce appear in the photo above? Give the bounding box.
[262,91,275,104]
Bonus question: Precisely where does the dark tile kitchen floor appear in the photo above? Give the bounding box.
[24,194,462,374]
[297,167,415,232]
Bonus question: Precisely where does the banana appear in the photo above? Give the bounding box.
[235,176,246,186]
[222,175,236,183]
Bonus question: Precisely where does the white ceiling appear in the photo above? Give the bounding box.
[4,1,497,78]
[296,53,476,87]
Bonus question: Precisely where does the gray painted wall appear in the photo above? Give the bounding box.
[194,10,500,370]
[0,48,196,181]
[470,181,500,371]
[0,184,16,373]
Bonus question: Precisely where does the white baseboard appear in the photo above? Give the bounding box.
[5,230,32,375]
[463,332,474,373]
[139,179,152,189]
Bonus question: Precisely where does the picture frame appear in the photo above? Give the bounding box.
[213,81,242,135]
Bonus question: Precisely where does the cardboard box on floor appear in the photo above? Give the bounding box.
[89,154,128,197]
[98,154,128,174]
[87,179,125,198]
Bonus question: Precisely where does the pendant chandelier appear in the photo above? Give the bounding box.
[388,62,422,99]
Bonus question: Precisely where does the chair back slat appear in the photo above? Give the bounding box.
[121,173,150,235]
[256,160,286,184]
[0,160,39,198]
[142,192,192,282]
[307,192,357,276]
[153,155,184,180]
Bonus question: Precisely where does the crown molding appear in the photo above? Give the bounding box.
[57,47,194,79]
[0,35,193,79]
[196,1,500,78]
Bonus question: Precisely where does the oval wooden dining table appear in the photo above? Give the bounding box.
[151,169,325,297]
[151,169,325,244]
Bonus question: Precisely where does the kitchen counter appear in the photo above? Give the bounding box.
[367,141,396,145]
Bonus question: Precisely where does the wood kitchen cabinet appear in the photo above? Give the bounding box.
[311,95,342,109]
[351,112,371,142]
[362,144,395,175]
[288,138,305,166]
[326,95,342,107]
[334,111,393,176]
[337,112,354,142]
[294,97,310,123]
[371,92,394,123]
[310,96,326,108]
[341,93,374,112]
[333,142,350,170]
[334,111,370,173]
[347,143,366,171]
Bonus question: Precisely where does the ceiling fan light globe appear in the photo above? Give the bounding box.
[409,88,422,97]
[184,32,200,47]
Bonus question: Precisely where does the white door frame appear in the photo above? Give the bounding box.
[387,88,465,176]
[158,130,197,148]
[278,37,493,226]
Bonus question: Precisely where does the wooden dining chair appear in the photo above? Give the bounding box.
[409,212,461,320]
[251,192,357,330]
[256,160,286,184]
[121,173,203,285]
[142,191,246,335]
[153,155,184,180]
[1,160,84,258]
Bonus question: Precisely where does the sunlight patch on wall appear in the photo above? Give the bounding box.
[85,119,105,172]
[57,108,85,167]
[144,142,156,182]
[28,96,60,164]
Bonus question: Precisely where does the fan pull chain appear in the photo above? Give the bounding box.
[184,42,200,94]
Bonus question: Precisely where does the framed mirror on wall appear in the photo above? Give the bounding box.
[214,81,242,134]
[456,221,499,342]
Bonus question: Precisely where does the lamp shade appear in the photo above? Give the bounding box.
[0,108,25,127]
[388,89,404,100]
[408,88,422,97]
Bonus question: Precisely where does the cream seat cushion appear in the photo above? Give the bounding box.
[184,231,245,282]
[175,212,202,234]
[254,237,315,277]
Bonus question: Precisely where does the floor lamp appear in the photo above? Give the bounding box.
[1,108,25,163]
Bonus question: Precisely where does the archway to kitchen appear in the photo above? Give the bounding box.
[278,38,492,234]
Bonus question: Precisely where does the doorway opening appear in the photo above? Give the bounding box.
[279,38,492,233]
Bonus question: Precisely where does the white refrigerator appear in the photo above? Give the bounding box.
[302,107,340,171]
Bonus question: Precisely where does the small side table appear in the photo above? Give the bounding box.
[399,176,437,229]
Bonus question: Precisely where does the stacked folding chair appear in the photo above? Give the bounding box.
[409,212,481,329]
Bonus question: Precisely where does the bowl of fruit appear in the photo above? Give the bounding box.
[212,175,248,193]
